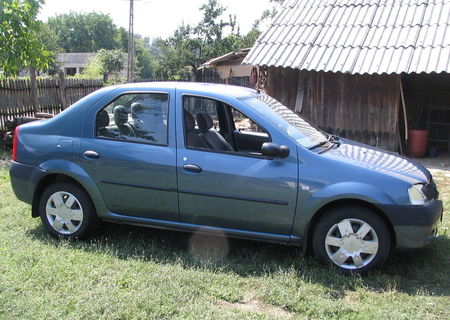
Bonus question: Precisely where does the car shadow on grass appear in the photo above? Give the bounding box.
[26,221,450,297]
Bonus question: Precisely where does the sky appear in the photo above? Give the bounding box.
[38,0,273,40]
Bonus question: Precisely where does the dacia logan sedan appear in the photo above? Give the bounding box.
[10,82,443,273]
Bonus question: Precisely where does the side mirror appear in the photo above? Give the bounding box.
[261,142,290,158]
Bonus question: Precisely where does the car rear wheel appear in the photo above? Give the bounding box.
[312,205,391,274]
[39,182,97,239]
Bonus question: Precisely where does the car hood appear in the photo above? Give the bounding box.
[322,139,430,184]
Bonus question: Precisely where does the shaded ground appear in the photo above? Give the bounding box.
[0,148,10,167]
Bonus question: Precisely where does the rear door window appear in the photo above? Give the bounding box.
[96,93,169,145]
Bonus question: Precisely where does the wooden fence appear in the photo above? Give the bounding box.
[0,78,103,130]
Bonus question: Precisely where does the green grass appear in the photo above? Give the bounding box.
[0,162,449,320]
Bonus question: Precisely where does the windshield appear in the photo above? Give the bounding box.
[242,94,328,148]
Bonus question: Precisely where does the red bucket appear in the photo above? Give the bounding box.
[408,129,429,158]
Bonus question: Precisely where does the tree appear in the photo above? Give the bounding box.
[45,13,156,80]
[154,0,245,81]
[97,49,125,77]
[0,0,53,75]
[134,37,156,80]
[82,49,125,83]
[47,12,119,53]
[36,23,62,75]
[115,26,128,52]
[252,0,285,31]
[240,28,261,48]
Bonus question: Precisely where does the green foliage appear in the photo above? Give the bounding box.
[252,0,284,31]
[36,23,62,75]
[153,0,255,81]
[44,12,153,81]
[37,22,61,54]
[0,0,53,75]
[29,0,280,81]
[80,57,103,79]
[81,49,125,83]
[97,49,125,75]
[47,12,119,53]
[240,28,261,48]
[135,37,156,80]
[115,26,128,52]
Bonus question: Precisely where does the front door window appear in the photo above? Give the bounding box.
[183,95,270,155]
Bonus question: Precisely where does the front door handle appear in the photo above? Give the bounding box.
[183,164,202,173]
[83,150,100,159]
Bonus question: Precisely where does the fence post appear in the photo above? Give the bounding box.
[29,66,39,114]
[58,71,68,109]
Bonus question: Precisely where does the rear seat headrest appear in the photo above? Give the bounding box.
[131,102,144,120]
[113,105,128,126]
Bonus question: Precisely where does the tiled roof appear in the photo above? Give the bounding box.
[243,0,450,74]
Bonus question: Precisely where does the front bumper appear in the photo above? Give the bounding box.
[378,200,443,249]
[9,161,46,205]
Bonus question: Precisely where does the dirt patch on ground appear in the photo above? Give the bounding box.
[412,152,450,174]
[217,293,293,319]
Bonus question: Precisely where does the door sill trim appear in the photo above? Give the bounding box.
[103,212,300,245]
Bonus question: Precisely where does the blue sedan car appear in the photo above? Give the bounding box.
[9,82,443,273]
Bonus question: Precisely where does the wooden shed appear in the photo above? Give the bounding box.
[244,0,450,153]
[199,48,253,87]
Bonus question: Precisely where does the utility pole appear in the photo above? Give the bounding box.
[127,0,135,82]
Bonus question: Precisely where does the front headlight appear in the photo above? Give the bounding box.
[408,184,428,205]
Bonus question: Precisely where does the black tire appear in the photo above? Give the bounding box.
[312,205,391,274]
[39,182,98,239]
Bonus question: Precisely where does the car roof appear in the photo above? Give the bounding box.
[109,81,259,99]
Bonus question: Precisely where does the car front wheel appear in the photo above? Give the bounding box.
[312,205,391,274]
[39,182,97,239]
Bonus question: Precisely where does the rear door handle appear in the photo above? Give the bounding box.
[83,150,100,159]
[183,164,202,173]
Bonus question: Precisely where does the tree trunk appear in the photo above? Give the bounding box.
[29,65,39,114]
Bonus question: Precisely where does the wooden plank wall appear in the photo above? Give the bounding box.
[0,78,103,130]
[199,68,251,88]
[266,68,401,151]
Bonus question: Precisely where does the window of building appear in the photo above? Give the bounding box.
[64,67,76,76]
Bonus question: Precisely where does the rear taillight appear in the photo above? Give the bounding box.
[12,126,20,162]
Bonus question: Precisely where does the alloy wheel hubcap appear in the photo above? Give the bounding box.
[325,218,379,270]
[46,191,83,235]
